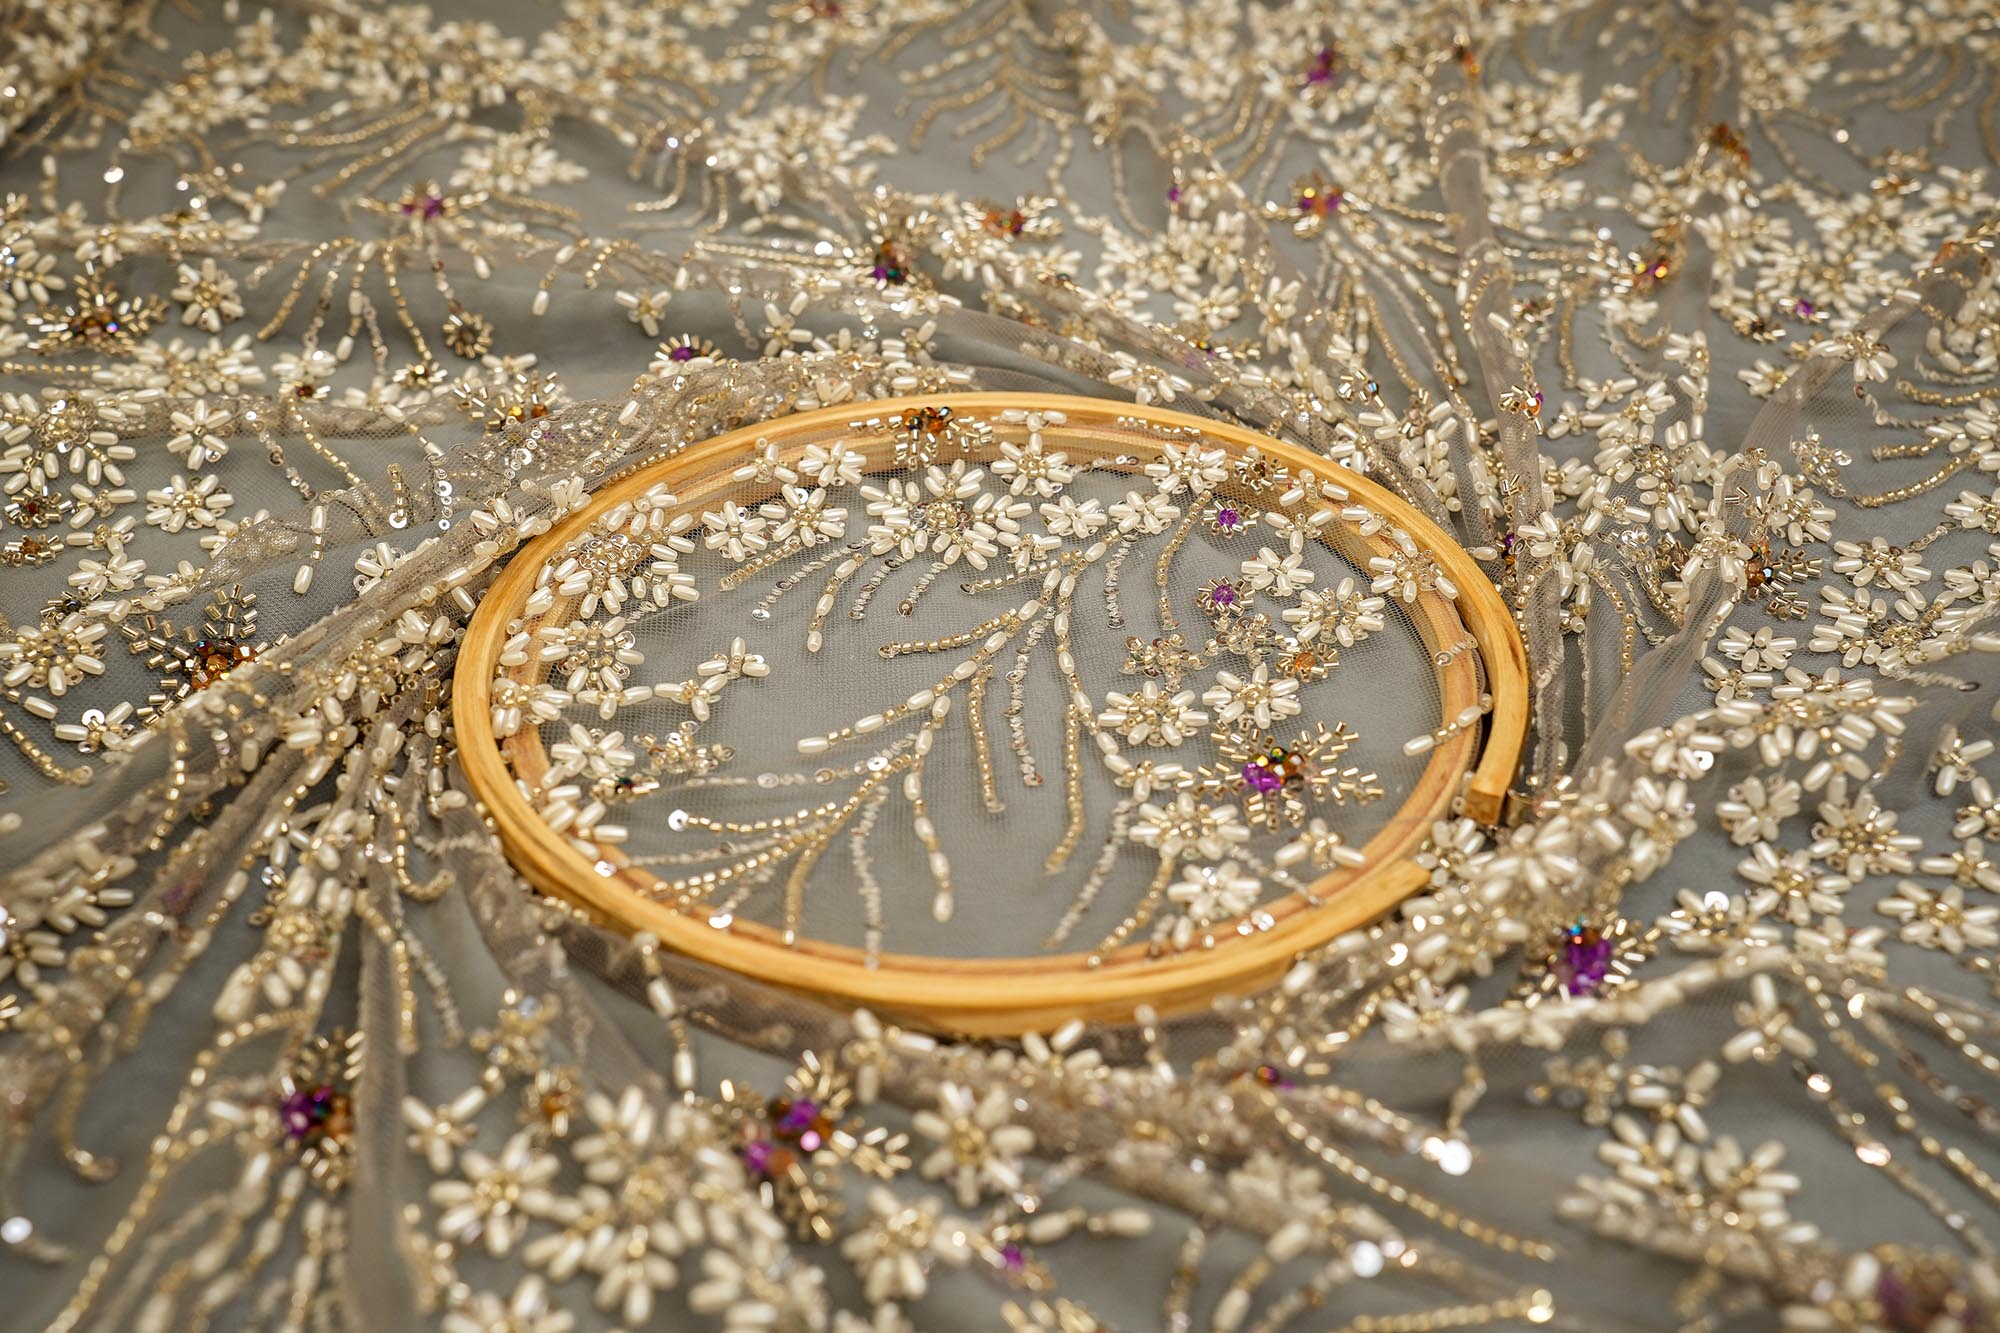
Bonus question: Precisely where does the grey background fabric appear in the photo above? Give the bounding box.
[0,1,1995,1330]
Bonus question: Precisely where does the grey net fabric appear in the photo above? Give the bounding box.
[0,2,1996,1332]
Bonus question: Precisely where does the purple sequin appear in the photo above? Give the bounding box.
[1560,930,1615,996]
[280,1087,332,1140]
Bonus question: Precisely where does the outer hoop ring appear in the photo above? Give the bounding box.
[454,394,1527,1035]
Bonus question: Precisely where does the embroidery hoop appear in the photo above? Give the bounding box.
[454,393,1528,1035]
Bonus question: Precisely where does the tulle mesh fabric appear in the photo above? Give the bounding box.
[0,2,1996,1331]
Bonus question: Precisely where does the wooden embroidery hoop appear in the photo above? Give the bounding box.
[454,393,1528,1036]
